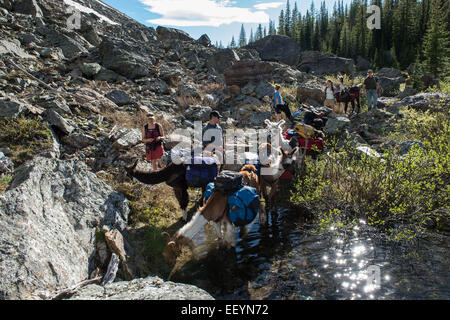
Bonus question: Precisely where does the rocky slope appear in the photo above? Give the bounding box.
[0,0,449,300]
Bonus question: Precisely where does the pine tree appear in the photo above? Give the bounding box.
[264,26,267,37]
[285,0,291,36]
[268,19,276,35]
[230,36,236,48]
[249,28,254,43]
[291,1,299,41]
[278,10,285,35]
[256,24,263,41]
[422,0,449,78]
[239,24,247,47]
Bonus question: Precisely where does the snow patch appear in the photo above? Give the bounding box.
[63,0,120,25]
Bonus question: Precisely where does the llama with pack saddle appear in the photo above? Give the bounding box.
[125,153,219,221]
[162,165,262,264]
[335,85,361,115]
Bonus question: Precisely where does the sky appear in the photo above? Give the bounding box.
[101,0,351,46]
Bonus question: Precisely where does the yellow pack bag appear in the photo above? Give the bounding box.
[293,123,316,139]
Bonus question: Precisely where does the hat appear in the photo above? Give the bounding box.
[146,112,155,118]
[210,111,222,119]
[368,69,374,74]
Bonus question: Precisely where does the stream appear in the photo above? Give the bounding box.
[169,207,450,300]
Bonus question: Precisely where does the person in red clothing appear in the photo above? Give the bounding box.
[141,112,165,171]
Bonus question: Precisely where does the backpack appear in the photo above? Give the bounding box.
[203,184,260,227]
[214,170,243,195]
[185,156,218,188]
[228,186,260,227]
[293,123,316,139]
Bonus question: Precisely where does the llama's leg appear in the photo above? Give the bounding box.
[344,101,348,114]
[177,210,208,240]
[213,220,223,241]
[174,188,189,221]
[223,218,236,248]
[267,181,279,208]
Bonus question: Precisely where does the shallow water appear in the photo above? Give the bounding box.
[170,208,450,300]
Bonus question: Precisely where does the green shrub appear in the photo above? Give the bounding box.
[290,105,449,240]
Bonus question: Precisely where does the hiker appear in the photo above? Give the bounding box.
[363,69,379,111]
[324,80,337,112]
[273,85,294,122]
[335,77,346,113]
[142,112,165,171]
[202,111,224,162]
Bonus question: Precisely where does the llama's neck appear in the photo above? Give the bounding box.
[277,129,292,152]
[131,163,183,185]
[177,210,208,240]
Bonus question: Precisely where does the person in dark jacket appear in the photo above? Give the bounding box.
[363,69,380,111]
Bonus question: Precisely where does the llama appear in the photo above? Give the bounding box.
[264,119,293,152]
[162,164,262,264]
[125,160,190,221]
[258,143,300,210]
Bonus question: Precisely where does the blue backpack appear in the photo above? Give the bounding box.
[203,184,260,227]
[185,157,218,188]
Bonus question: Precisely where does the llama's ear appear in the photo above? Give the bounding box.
[277,120,285,126]
[264,119,272,126]
[162,232,171,243]
[168,241,176,247]
[291,147,300,156]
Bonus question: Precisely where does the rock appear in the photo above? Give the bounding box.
[206,49,240,74]
[184,105,212,122]
[176,83,201,108]
[202,94,219,108]
[111,128,142,150]
[396,87,417,100]
[156,26,193,42]
[0,98,28,119]
[0,152,13,174]
[228,85,241,96]
[378,76,401,97]
[223,60,274,87]
[254,80,275,99]
[396,92,450,111]
[245,35,300,66]
[0,39,34,59]
[104,229,127,262]
[99,38,155,80]
[94,68,119,82]
[105,89,131,106]
[298,51,354,75]
[39,99,72,115]
[0,157,129,299]
[324,116,351,135]
[81,63,102,77]
[42,108,75,135]
[197,34,211,47]
[12,0,42,17]
[61,132,97,149]
[38,47,64,60]
[400,140,424,156]
[69,276,214,300]
[44,29,89,59]
[356,56,371,71]
[297,82,326,105]
[376,67,405,80]
[356,146,381,158]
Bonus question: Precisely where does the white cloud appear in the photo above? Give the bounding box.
[253,2,284,10]
[139,0,270,27]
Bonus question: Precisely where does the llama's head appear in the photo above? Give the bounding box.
[265,119,285,138]
[125,159,139,178]
[162,232,190,264]
[280,147,301,171]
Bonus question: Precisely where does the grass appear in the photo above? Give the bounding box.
[0,117,53,167]
[0,175,12,193]
[96,169,203,277]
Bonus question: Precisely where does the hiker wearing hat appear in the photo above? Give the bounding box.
[273,85,294,122]
[142,112,165,171]
[363,69,379,111]
[202,111,224,159]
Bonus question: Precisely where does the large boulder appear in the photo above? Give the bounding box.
[0,99,29,119]
[223,60,274,87]
[0,39,33,59]
[356,56,371,71]
[0,157,129,299]
[197,34,211,47]
[296,82,326,105]
[176,83,202,108]
[245,35,300,66]
[99,38,156,80]
[206,49,240,74]
[12,0,43,17]
[324,116,351,135]
[69,276,213,300]
[298,51,354,75]
[156,26,193,42]
[105,89,131,106]
[395,92,450,111]
[378,76,401,97]
[44,28,90,59]
[376,67,406,80]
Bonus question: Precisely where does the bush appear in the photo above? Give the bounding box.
[290,104,449,241]
[0,117,52,166]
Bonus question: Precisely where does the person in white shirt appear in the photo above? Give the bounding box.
[324,80,337,112]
